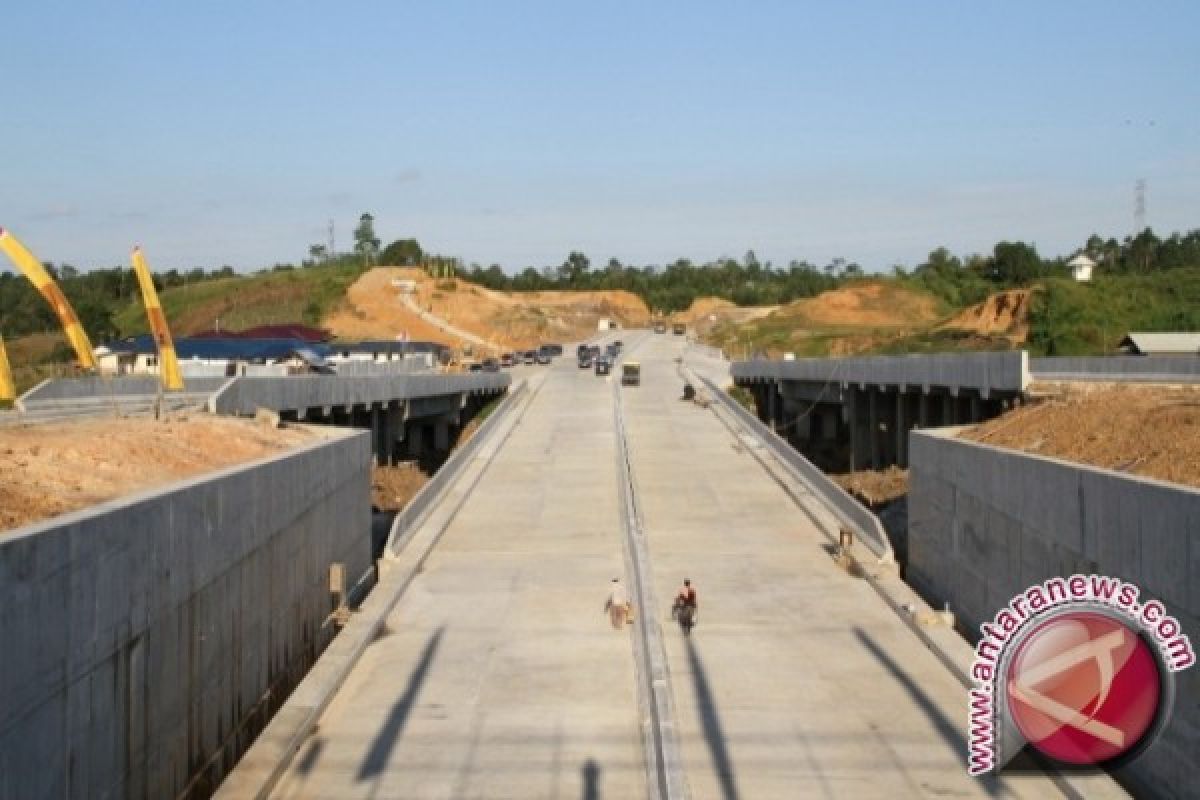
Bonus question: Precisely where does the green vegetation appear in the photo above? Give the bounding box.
[114,256,370,336]
[1028,269,1200,355]
[1,218,1196,374]
[727,385,756,413]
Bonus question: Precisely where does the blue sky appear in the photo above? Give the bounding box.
[2,1,1197,272]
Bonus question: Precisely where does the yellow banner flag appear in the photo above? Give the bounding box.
[131,247,184,391]
[0,335,14,402]
[0,227,97,370]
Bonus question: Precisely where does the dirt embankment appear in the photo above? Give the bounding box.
[832,466,910,507]
[776,282,941,328]
[674,297,778,336]
[0,416,314,533]
[938,288,1033,343]
[961,385,1200,489]
[325,267,650,352]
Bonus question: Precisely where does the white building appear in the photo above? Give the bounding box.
[1068,253,1095,282]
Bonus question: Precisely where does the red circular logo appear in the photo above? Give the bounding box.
[1005,611,1161,765]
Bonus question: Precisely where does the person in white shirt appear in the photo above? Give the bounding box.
[605,578,630,629]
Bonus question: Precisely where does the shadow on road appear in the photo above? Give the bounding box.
[853,626,1011,797]
[294,736,326,775]
[685,637,741,800]
[357,627,445,780]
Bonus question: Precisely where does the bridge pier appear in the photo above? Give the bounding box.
[434,417,452,451]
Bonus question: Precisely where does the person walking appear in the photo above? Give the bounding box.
[605,578,631,629]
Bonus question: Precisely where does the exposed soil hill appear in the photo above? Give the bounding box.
[938,288,1033,343]
[674,297,778,335]
[774,281,942,328]
[704,281,945,358]
[961,385,1200,489]
[0,416,314,532]
[325,267,651,352]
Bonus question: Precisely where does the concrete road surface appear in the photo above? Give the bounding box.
[268,330,1071,799]
[272,356,647,800]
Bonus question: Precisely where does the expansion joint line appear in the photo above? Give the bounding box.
[612,380,689,800]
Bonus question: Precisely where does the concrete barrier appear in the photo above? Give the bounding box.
[1031,355,1200,383]
[699,374,895,562]
[908,429,1199,797]
[734,351,1030,396]
[208,372,509,416]
[18,375,229,407]
[384,380,525,555]
[0,427,372,799]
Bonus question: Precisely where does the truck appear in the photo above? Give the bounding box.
[672,323,686,335]
[597,318,612,331]
[621,361,641,386]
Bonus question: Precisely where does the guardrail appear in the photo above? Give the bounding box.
[733,351,1030,396]
[383,380,527,556]
[1030,355,1200,383]
[697,374,895,562]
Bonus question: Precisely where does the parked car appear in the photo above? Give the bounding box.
[578,354,593,368]
[622,361,641,386]
[482,357,500,372]
[595,357,611,376]
[605,343,619,359]
[466,362,483,372]
[654,322,667,334]
[673,323,686,335]
[536,350,552,365]
[542,343,563,357]
[576,343,590,358]
[613,339,624,349]
[500,352,515,367]
[523,350,537,365]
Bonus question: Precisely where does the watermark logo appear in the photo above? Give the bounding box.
[967,575,1194,775]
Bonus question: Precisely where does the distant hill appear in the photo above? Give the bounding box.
[115,261,370,338]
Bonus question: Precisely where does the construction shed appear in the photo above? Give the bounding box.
[1119,332,1200,356]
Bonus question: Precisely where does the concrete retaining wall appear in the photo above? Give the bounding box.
[908,430,1199,797]
[734,351,1030,396]
[0,427,372,799]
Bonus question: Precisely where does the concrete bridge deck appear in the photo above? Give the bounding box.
[261,335,1071,799]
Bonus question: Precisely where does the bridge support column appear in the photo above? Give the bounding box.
[896,390,908,468]
[942,392,955,426]
[434,418,452,451]
[868,389,881,470]
[386,405,404,465]
[918,392,930,428]
[969,392,982,423]
[406,423,424,458]
[369,407,383,465]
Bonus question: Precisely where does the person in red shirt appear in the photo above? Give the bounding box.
[673,579,697,634]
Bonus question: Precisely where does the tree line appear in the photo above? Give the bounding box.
[2,214,1197,346]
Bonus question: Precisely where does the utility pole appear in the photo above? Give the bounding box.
[1135,179,1147,234]
[328,219,336,260]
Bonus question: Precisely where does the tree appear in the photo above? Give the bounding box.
[557,251,590,285]
[988,241,1043,285]
[353,213,381,265]
[379,238,423,266]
